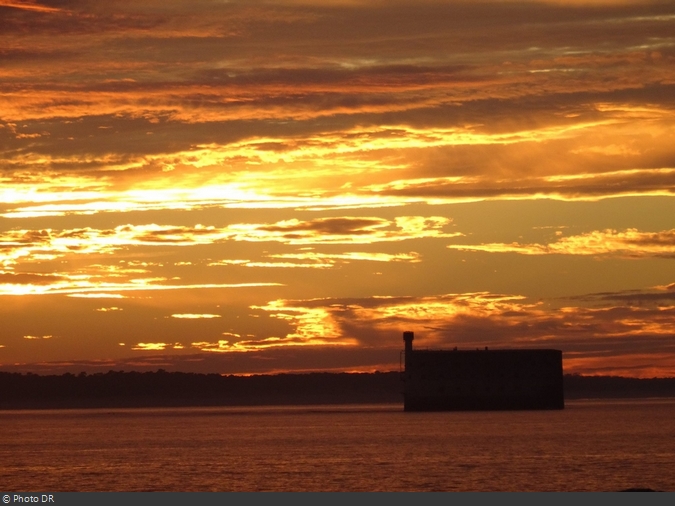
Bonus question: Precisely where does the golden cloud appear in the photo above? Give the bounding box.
[68,293,127,299]
[448,228,675,258]
[0,218,452,270]
[0,280,280,297]
[270,251,420,262]
[0,1,63,13]
[190,334,356,353]
[249,289,675,377]
[2,105,674,220]
[228,216,457,244]
[132,343,171,351]
[170,314,221,319]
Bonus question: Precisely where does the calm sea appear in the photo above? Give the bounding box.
[1,399,674,492]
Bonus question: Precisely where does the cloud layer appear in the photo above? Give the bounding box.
[1,0,675,377]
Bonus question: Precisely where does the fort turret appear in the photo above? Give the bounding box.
[402,331,414,369]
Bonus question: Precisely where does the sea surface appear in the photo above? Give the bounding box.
[1,399,674,492]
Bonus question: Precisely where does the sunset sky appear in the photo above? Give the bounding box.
[1,0,675,377]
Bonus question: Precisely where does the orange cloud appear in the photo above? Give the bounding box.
[369,167,675,204]
[239,251,423,269]
[0,1,63,12]
[564,353,675,378]
[170,314,221,319]
[233,261,334,269]
[2,102,674,220]
[132,343,172,351]
[0,218,453,270]
[191,334,356,353]
[448,228,675,258]
[250,288,675,377]
[68,293,126,299]
[0,279,281,297]
[228,216,457,244]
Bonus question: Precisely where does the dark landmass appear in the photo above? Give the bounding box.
[1,370,675,409]
[0,370,402,409]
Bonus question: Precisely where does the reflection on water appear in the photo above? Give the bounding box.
[1,399,674,491]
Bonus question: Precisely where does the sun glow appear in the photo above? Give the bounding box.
[2,0,675,377]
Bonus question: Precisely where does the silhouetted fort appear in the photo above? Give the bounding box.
[402,331,564,411]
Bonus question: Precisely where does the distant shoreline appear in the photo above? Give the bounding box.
[2,370,675,410]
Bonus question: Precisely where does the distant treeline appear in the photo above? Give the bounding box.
[0,370,402,409]
[1,370,675,409]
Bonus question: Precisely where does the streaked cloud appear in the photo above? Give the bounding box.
[67,293,127,299]
[191,334,355,353]
[226,216,457,244]
[208,260,334,269]
[448,228,675,258]
[132,343,172,351]
[0,279,281,296]
[208,251,422,269]
[171,313,221,319]
[0,1,64,13]
[0,218,451,269]
[269,251,421,263]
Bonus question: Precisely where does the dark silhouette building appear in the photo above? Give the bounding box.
[402,331,564,411]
